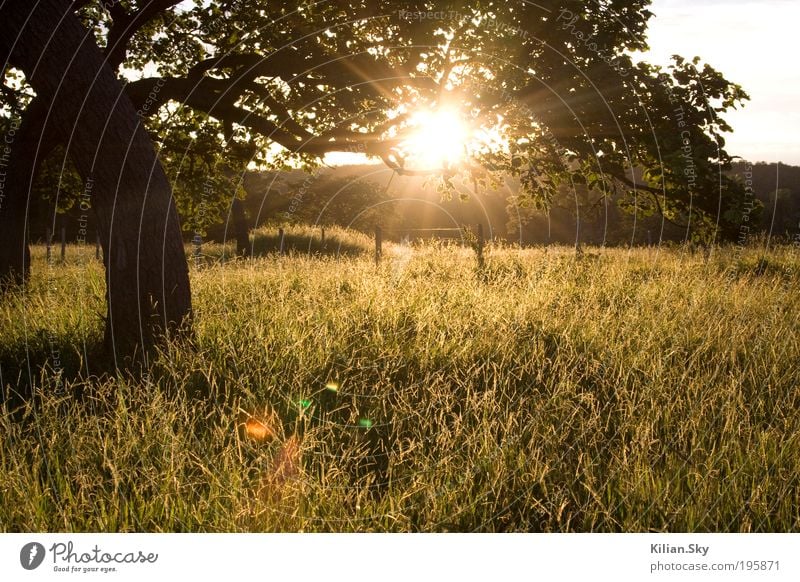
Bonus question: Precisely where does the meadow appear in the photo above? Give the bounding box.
[1,227,799,532]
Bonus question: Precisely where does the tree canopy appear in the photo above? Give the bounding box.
[3,0,751,242]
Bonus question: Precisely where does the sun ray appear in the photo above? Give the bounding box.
[400,108,470,171]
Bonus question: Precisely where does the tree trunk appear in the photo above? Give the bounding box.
[0,115,33,288]
[0,98,56,288]
[0,0,192,364]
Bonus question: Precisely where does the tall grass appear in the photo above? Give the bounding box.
[1,238,799,531]
[190,224,376,264]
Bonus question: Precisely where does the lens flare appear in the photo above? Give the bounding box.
[401,108,469,170]
[244,417,274,442]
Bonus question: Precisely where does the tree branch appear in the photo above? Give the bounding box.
[126,75,405,156]
[104,0,183,69]
[611,174,690,230]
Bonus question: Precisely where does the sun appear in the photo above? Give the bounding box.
[400,108,470,171]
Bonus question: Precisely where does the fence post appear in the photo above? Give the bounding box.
[375,225,382,265]
[278,227,285,256]
[476,223,484,269]
[192,233,202,267]
[320,227,325,247]
[60,226,66,263]
[46,227,52,263]
[95,233,101,261]
[231,198,249,257]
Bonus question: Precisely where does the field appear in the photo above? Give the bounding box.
[1,228,799,532]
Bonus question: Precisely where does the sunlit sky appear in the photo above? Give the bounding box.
[643,0,798,164]
[329,0,799,167]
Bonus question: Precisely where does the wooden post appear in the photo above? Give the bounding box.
[278,227,285,256]
[192,233,202,266]
[375,225,382,265]
[231,198,249,257]
[46,227,52,263]
[476,223,484,269]
[95,233,101,261]
[320,227,325,247]
[60,226,66,263]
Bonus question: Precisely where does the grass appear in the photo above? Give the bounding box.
[249,224,375,257]
[1,235,799,532]
[189,224,376,264]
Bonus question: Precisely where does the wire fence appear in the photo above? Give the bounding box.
[375,224,485,267]
[37,222,488,269]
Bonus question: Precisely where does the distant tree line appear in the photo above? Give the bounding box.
[26,160,798,248]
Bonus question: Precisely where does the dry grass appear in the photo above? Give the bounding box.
[1,237,799,531]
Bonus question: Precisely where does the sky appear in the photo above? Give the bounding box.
[327,0,798,168]
[644,0,799,165]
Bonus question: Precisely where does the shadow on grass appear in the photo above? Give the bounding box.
[0,331,112,411]
[725,256,798,282]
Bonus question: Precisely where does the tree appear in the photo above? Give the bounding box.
[2,0,751,358]
[282,175,398,231]
[0,0,191,363]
